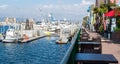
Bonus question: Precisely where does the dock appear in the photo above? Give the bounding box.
[19,35,46,43]
[19,33,60,43]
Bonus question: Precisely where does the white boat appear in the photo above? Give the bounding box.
[56,28,69,44]
[2,29,20,43]
[56,37,68,44]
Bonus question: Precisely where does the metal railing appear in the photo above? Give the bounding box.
[60,27,81,64]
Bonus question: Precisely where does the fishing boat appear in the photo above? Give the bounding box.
[2,29,21,43]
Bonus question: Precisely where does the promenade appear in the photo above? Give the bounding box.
[86,29,120,64]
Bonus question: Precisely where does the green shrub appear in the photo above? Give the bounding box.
[114,27,120,32]
[99,24,103,33]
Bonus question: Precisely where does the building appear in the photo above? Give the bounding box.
[95,0,110,7]
[48,13,55,22]
[4,17,16,24]
[96,0,105,7]
[110,0,119,4]
[25,19,35,30]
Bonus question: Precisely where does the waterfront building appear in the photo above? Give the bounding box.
[110,0,119,4]
[95,0,110,7]
[95,0,119,6]
[87,4,96,31]
[95,0,105,7]
[4,17,16,24]
[25,19,35,30]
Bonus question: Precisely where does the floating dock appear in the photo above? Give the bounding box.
[19,35,46,43]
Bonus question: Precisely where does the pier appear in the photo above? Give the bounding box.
[19,35,46,43]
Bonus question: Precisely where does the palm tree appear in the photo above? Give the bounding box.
[93,2,117,33]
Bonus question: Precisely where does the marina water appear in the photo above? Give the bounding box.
[0,37,71,64]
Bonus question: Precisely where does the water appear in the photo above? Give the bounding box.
[0,37,71,64]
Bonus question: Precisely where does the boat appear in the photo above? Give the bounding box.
[2,29,21,43]
[56,27,70,44]
[56,37,68,44]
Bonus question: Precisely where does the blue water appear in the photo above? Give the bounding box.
[0,37,70,64]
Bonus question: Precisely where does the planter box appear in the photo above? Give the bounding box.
[111,31,120,42]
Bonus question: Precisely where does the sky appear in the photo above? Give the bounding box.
[0,0,95,21]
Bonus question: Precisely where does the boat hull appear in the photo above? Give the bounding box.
[2,39,18,43]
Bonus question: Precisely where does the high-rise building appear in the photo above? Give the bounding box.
[48,13,54,22]
[25,19,35,30]
[110,0,119,4]
[95,0,110,7]
[96,0,105,7]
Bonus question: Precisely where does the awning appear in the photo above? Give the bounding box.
[104,9,120,17]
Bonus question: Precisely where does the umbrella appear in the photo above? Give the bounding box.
[104,9,120,17]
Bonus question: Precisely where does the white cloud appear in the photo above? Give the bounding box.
[34,4,88,20]
[73,4,79,6]
[0,0,95,21]
[0,4,8,10]
[43,4,54,8]
[81,0,95,5]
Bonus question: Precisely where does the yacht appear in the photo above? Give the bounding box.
[2,29,20,43]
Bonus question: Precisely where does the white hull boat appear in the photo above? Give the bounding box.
[2,38,18,43]
[56,37,68,44]
[2,29,20,43]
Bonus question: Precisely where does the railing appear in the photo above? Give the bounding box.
[60,27,81,64]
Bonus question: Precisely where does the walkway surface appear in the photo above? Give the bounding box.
[86,29,120,64]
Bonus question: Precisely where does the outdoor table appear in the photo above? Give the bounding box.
[78,42,101,53]
[76,53,118,64]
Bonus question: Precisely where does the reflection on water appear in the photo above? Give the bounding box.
[0,37,70,64]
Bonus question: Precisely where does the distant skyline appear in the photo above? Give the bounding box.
[0,0,95,21]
